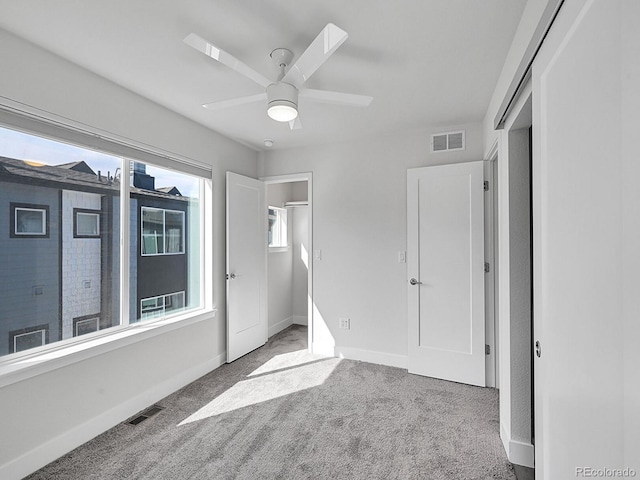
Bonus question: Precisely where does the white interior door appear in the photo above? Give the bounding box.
[226,172,266,362]
[407,161,485,386]
[532,1,628,477]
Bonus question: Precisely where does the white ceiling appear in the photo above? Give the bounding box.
[0,0,526,151]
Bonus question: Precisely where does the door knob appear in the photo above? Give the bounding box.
[409,278,422,286]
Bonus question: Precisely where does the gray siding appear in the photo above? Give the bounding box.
[134,196,188,320]
[0,181,60,355]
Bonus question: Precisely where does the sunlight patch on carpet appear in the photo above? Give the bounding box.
[248,349,329,377]
[178,357,341,425]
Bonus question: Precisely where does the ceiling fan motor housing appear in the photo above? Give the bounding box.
[266,82,299,121]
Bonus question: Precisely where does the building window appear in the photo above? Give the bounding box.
[141,207,185,255]
[268,206,288,248]
[74,209,101,238]
[10,325,49,353]
[140,291,185,320]
[73,316,100,336]
[0,123,209,360]
[10,203,49,237]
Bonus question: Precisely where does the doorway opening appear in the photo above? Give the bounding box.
[503,89,534,470]
[262,173,312,352]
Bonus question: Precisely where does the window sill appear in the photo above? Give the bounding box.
[0,308,216,389]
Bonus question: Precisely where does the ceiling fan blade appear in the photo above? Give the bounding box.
[289,116,302,130]
[184,33,271,88]
[202,93,267,111]
[282,23,348,87]
[300,89,373,107]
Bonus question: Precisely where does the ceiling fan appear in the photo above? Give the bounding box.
[184,23,373,130]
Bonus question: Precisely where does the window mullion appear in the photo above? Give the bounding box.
[120,159,131,327]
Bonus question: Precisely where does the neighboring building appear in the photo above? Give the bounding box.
[130,163,189,321]
[0,156,189,356]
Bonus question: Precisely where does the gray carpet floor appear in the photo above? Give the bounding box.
[27,325,516,480]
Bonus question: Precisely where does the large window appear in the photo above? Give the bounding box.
[0,123,208,359]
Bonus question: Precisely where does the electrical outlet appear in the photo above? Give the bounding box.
[338,317,350,330]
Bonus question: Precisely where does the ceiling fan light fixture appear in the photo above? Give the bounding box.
[267,102,298,122]
[267,82,298,122]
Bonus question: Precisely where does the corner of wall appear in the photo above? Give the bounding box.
[257,150,267,178]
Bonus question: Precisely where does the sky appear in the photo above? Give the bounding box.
[0,126,199,197]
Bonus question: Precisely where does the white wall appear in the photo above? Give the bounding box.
[261,124,483,366]
[621,0,640,468]
[291,182,308,202]
[291,206,309,323]
[0,28,258,479]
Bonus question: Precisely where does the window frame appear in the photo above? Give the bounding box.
[140,291,186,320]
[73,315,101,337]
[74,208,101,238]
[268,206,288,250]
[10,203,49,238]
[141,206,185,256]
[10,324,49,354]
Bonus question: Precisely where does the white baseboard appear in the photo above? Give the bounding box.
[0,353,226,480]
[500,423,535,468]
[268,316,293,338]
[311,341,335,357]
[292,315,307,326]
[334,346,408,369]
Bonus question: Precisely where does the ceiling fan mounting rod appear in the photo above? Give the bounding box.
[270,48,294,80]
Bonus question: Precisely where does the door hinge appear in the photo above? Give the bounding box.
[484,262,490,273]
[485,344,491,355]
[484,181,489,191]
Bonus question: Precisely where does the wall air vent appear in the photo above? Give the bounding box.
[431,130,466,153]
